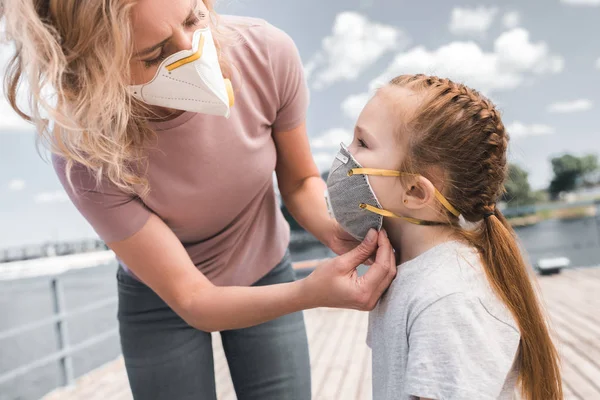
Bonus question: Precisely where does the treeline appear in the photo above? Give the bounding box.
[505,153,599,206]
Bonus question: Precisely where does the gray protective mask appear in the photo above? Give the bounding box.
[325,143,384,241]
[325,143,460,241]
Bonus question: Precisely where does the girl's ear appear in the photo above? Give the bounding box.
[403,176,436,210]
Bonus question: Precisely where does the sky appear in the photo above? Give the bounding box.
[1,0,599,248]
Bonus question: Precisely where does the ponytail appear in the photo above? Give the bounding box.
[461,209,562,400]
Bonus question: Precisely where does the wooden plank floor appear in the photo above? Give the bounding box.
[43,267,600,400]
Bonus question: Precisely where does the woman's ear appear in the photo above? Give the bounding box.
[403,176,436,210]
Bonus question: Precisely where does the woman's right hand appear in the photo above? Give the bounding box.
[302,229,396,311]
[110,215,396,332]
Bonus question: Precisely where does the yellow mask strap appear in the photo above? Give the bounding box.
[349,168,461,217]
[359,203,451,226]
[166,34,206,71]
[224,78,235,107]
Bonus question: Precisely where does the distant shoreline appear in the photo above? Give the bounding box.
[507,204,597,227]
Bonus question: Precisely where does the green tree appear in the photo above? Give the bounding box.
[581,154,599,186]
[502,164,534,206]
[549,154,599,198]
[580,154,598,173]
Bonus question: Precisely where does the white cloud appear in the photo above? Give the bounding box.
[34,191,69,204]
[596,57,600,69]
[561,0,600,5]
[548,99,593,113]
[368,43,510,92]
[310,128,352,150]
[366,28,563,95]
[502,11,521,29]
[506,122,555,137]
[495,29,564,74]
[343,28,564,120]
[449,6,498,37]
[8,179,26,191]
[305,12,408,89]
[341,92,372,120]
[303,58,320,82]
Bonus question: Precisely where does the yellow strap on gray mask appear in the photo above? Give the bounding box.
[359,203,449,226]
[349,168,461,218]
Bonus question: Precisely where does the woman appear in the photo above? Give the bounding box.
[1,1,396,399]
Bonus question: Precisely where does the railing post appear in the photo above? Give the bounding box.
[51,277,74,387]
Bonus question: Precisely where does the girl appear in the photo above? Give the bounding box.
[326,74,562,399]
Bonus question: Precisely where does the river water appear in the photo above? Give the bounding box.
[1,216,599,400]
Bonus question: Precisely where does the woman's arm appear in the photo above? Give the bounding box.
[274,122,335,245]
[110,214,396,332]
[274,122,359,256]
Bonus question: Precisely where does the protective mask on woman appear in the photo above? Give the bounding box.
[325,143,461,241]
[129,27,234,118]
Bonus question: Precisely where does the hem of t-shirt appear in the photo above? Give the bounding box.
[248,242,291,286]
[119,259,143,282]
[241,219,291,286]
[149,111,197,131]
[405,377,494,399]
[272,113,307,133]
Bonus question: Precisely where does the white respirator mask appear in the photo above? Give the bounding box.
[129,27,234,118]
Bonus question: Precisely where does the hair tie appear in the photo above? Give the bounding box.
[483,210,495,219]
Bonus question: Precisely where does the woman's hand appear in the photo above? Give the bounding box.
[302,229,396,311]
[110,216,395,332]
[327,221,362,254]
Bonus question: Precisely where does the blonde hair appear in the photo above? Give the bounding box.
[1,0,232,196]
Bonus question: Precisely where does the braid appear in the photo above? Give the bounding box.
[390,74,509,222]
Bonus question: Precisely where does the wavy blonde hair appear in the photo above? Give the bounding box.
[1,0,231,196]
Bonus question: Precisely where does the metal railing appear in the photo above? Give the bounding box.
[0,239,108,264]
[0,276,118,387]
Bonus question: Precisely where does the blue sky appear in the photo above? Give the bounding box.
[1,0,599,248]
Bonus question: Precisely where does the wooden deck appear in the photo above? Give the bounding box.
[43,267,600,400]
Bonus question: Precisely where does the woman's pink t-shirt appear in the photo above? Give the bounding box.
[53,16,309,286]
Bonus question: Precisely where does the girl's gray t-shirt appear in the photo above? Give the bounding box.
[368,240,521,400]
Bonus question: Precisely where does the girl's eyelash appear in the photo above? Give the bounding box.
[358,139,367,148]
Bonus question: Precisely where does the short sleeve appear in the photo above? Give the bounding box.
[366,310,373,348]
[265,24,309,133]
[52,154,151,243]
[405,293,520,399]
